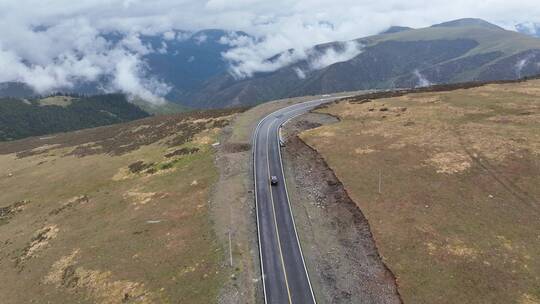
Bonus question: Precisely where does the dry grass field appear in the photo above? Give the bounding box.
[0,109,239,304]
[301,80,540,303]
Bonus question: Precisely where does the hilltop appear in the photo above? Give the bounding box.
[185,18,540,108]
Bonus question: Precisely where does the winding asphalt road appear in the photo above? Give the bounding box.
[252,97,339,304]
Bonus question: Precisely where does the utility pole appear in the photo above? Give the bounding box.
[228,202,233,267]
[378,169,382,194]
[228,230,233,267]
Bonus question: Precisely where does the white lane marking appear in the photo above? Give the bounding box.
[266,119,293,303]
[275,107,323,303]
[252,95,348,303]
[253,114,269,304]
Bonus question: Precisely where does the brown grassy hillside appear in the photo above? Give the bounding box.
[0,109,240,304]
[301,79,540,303]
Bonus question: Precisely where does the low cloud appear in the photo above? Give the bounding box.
[514,53,539,78]
[110,54,171,104]
[1,0,540,103]
[222,35,363,78]
[308,41,363,70]
[0,17,170,103]
[414,69,432,87]
[294,67,306,79]
[291,41,364,79]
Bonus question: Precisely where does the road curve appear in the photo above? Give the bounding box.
[252,98,338,304]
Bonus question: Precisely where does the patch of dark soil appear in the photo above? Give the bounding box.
[49,195,90,216]
[15,225,57,268]
[0,107,245,158]
[0,200,29,225]
[357,99,373,104]
[164,147,200,158]
[61,265,79,288]
[146,167,157,174]
[16,146,57,158]
[220,143,251,154]
[295,120,322,130]
[166,122,208,148]
[283,114,402,303]
[128,161,155,173]
[404,121,415,126]
[212,119,231,128]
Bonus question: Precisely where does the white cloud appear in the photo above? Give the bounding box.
[308,41,363,70]
[0,0,539,99]
[223,38,363,78]
[111,54,170,104]
[413,69,432,87]
[0,16,169,103]
[223,36,309,78]
[294,68,306,79]
[514,52,538,77]
[163,31,176,40]
[194,33,208,44]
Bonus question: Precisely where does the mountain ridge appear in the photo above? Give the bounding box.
[2,18,540,109]
[183,18,540,108]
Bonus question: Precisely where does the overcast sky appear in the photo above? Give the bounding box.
[0,0,538,102]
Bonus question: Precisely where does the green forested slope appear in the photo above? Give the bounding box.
[0,94,149,141]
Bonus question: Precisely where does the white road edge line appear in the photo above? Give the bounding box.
[277,108,321,303]
[276,95,352,302]
[266,119,293,303]
[251,96,346,304]
[252,113,270,304]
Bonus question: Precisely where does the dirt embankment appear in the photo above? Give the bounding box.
[282,112,402,304]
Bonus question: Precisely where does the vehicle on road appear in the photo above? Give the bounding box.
[270,175,279,185]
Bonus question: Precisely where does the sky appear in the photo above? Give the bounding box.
[0,0,539,102]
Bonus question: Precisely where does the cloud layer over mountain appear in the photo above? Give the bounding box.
[0,0,539,101]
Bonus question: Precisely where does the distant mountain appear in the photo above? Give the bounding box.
[0,94,149,141]
[516,23,540,37]
[3,19,540,109]
[431,18,504,30]
[185,18,540,108]
[380,26,414,34]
